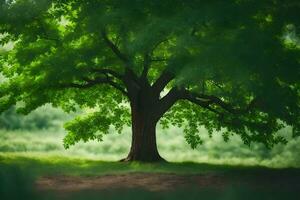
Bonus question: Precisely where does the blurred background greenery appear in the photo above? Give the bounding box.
[0,105,299,168]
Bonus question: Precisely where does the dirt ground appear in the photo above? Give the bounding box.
[36,171,300,197]
[36,173,227,192]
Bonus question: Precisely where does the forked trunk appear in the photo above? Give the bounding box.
[122,103,165,162]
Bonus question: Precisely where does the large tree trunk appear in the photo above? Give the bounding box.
[122,102,165,162]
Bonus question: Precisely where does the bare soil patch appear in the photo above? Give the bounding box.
[36,173,227,192]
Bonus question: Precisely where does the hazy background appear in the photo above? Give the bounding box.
[0,105,299,168]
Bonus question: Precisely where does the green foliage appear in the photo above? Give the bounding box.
[63,106,130,148]
[0,0,299,149]
[0,105,70,130]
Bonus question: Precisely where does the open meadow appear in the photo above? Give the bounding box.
[1,123,300,199]
[1,153,300,200]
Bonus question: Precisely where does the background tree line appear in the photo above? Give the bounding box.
[0,105,70,130]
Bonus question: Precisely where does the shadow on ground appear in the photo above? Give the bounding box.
[1,156,300,200]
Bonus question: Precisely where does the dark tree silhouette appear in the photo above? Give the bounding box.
[0,0,299,161]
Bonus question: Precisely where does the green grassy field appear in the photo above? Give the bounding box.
[1,126,300,168]
[1,154,300,200]
[1,118,300,199]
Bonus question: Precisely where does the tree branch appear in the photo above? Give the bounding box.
[152,70,175,95]
[101,29,129,64]
[100,29,140,94]
[156,87,179,118]
[140,53,151,82]
[106,79,128,96]
[90,68,124,80]
[60,77,128,96]
[157,87,223,118]
[155,83,258,121]
[179,89,258,115]
[180,91,223,115]
[140,38,169,81]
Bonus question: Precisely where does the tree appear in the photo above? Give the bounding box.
[0,0,299,162]
[0,105,70,130]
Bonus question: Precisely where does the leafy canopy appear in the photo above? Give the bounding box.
[0,0,299,149]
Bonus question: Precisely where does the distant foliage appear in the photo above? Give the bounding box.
[0,105,70,130]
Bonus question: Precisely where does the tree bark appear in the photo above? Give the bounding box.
[122,102,165,162]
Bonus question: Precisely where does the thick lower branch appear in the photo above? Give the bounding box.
[157,86,258,118]
[179,89,258,115]
[59,77,128,96]
[152,70,175,95]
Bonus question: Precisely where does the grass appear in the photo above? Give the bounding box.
[0,153,235,177]
[1,153,299,178]
[1,154,300,200]
[1,127,300,168]
[1,126,300,199]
